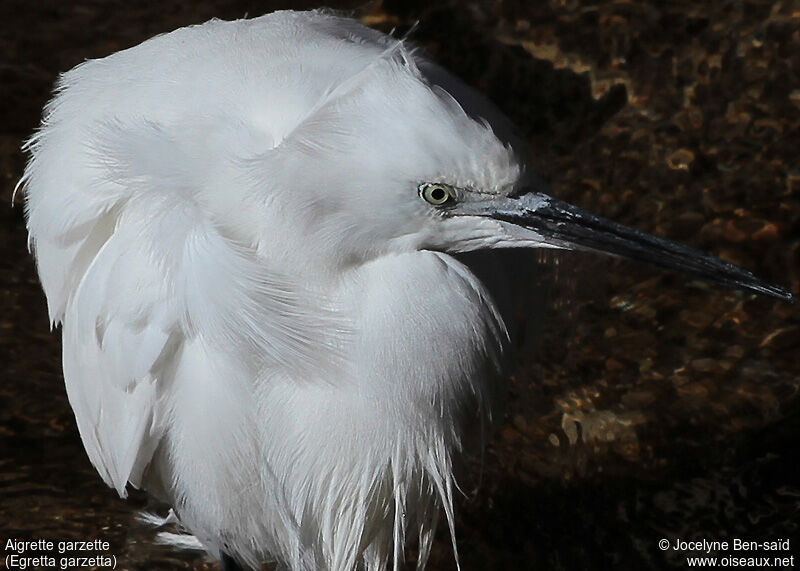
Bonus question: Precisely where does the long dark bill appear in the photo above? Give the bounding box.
[484,192,796,302]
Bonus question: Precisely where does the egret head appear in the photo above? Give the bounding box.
[255,42,792,301]
[256,46,523,265]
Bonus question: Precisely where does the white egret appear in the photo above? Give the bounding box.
[19,9,794,571]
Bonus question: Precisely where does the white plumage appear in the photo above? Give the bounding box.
[20,9,793,571]
[22,11,513,570]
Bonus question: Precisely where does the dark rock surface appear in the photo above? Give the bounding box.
[1,1,798,570]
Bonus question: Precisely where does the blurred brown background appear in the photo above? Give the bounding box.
[1,1,798,569]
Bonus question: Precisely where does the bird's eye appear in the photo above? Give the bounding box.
[419,183,455,206]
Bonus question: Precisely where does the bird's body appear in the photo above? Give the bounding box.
[21,9,793,571]
[23,11,513,570]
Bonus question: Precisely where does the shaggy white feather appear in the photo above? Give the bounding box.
[22,9,520,570]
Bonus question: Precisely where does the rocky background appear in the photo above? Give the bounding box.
[1,1,798,569]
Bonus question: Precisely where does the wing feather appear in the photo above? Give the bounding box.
[24,113,346,496]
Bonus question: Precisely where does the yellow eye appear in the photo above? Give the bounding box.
[419,183,454,206]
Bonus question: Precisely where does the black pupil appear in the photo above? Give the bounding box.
[430,187,446,202]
